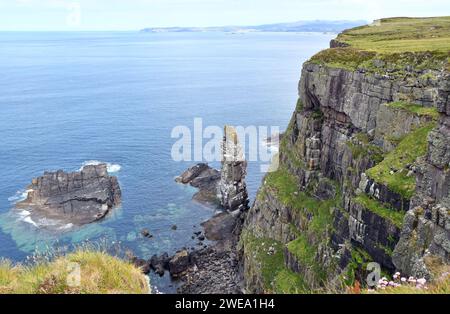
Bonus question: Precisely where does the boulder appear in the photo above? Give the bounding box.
[169,250,191,276]
[201,211,239,241]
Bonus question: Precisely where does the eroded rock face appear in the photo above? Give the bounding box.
[16,164,121,228]
[393,113,450,278]
[219,126,249,212]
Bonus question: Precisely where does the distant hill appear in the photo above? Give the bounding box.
[141,20,367,33]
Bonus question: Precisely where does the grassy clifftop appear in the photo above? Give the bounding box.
[336,16,450,53]
[310,16,450,72]
[0,250,149,294]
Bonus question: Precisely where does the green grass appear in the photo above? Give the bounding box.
[273,268,309,294]
[310,47,376,71]
[285,234,328,286]
[366,123,436,199]
[337,17,450,53]
[258,168,342,288]
[347,140,384,164]
[354,194,405,228]
[241,231,285,290]
[310,17,450,73]
[287,235,316,266]
[241,231,311,294]
[386,101,440,120]
[265,168,338,234]
[0,250,149,294]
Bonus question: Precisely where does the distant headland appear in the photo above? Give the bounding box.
[141,20,366,33]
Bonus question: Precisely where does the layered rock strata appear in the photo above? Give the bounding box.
[16,164,121,228]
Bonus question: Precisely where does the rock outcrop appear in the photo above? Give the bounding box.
[393,112,450,279]
[176,163,221,204]
[16,164,121,228]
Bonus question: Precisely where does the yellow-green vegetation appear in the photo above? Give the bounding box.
[0,250,149,294]
[286,235,328,284]
[310,17,450,73]
[273,268,308,294]
[337,17,450,53]
[354,194,404,228]
[265,168,340,285]
[366,123,436,199]
[386,101,440,120]
[264,168,337,220]
[240,231,304,293]
[311,47,377,71]
[347,137,384,164]
[265,169,338,235]
[287,235,316,266]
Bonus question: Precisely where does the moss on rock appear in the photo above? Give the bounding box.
[366,123,436,199]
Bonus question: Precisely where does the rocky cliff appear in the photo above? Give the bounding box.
[240,17,450,293]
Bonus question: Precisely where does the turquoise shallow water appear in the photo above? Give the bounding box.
[0,31,334,292]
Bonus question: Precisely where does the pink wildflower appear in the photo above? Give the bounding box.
[408,277,417,284]
[417,278,427,285]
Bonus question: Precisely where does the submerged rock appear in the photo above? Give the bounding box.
[16,164,121,228]
[141,229,153,238]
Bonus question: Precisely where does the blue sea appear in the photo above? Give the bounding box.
[0,31,334,292]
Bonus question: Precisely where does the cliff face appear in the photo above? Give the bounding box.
[240,17,450,293]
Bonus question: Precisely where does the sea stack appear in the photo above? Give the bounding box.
[16,164,121,228]
[218,126,249,212]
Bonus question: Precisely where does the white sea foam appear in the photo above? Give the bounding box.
[79,160,122,173]
[15,210,38,227]
[17,210,31,218]
[8,190,30,203]
[23,216,38,227]
[58,223,74,230]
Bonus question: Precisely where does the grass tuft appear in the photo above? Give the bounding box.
[366,123,436,199]
[386,101,440,120]
[354,194,404,228]
[0,250,149,294]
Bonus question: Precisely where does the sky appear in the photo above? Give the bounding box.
[0,0,449,31]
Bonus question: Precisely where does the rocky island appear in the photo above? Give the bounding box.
[16,164,121,228]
